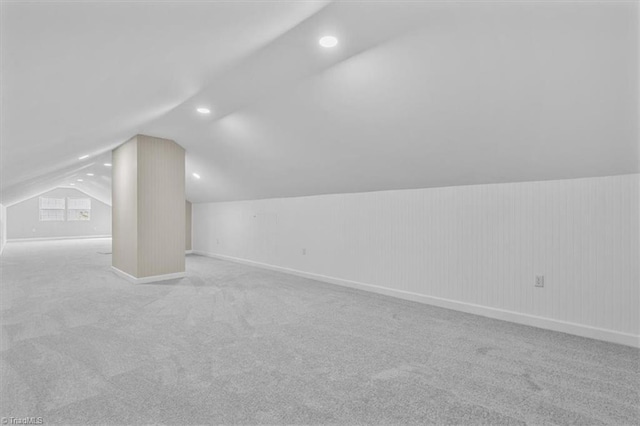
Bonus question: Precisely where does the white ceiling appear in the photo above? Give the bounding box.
[2,1,637,206]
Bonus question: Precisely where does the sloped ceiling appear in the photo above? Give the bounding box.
[2,1,638,206]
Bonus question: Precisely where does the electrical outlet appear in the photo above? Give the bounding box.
[535,275,545,287]
[302,248,306,255]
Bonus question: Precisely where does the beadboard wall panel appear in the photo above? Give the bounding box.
[136,135,185,278]
[192,174,639,345]
[186,200,192,251]
[0,203,6,255]
[112,135,185,280]
[112,137,138,276]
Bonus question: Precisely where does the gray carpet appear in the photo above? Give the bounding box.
[1,239,638,425]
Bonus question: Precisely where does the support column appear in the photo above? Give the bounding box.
[112,134,185,283]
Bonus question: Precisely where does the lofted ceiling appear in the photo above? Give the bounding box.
[1,0,638,206]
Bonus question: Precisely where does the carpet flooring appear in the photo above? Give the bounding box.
[0,238,638,425]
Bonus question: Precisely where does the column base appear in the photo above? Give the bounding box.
[111,266,185,284]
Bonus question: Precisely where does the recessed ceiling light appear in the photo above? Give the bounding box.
[69,183,75,186]
[196,107,210,114]
[77,179,83,182]
[192,173,201,179]
[78,155,89,160]
[319,36,338,48]
[86,173,94,176]
[104,163,112,167]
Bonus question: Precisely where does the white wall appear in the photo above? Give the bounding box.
[6,187,111,240]
[193,174,640,346]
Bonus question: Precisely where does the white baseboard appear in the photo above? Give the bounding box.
[111,266,185,284]
[8,235,111,242]
[193,250,640,348]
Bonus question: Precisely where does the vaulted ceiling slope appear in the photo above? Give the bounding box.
[2,1,638,205]
[0,0,329,205]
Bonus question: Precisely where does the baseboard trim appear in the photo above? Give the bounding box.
[111,266,185,284]
[193,250,639,348]
[8,235,111,242]
[185,250,193,254]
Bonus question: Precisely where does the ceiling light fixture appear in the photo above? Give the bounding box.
[104,163,112,167]
[86,173,94,176]
[319,36,338,48]
[196,107,210,114]
[78,155,89,160]
[192,173,201,179]
[77,179,83,182]
[69,183,75,186]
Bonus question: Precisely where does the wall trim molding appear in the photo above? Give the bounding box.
[194,250,639,348]
[111,266,186,284]
[8,235,111,242]
[4,186,112,208]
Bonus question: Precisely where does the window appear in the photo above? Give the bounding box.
[67,197,91,221]
[39,197,65,221]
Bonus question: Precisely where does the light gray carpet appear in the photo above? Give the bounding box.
[1,239,638,425]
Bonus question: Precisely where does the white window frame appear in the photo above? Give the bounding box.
[67,197,91,221]
[39,197,66,221]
